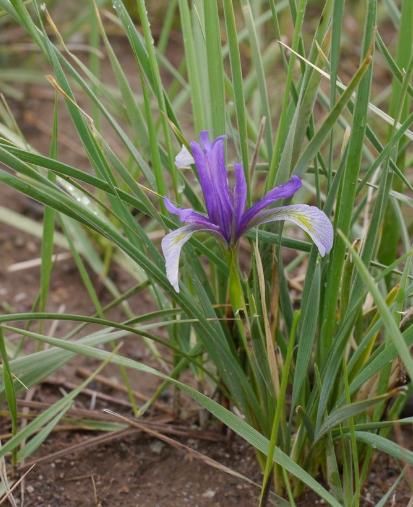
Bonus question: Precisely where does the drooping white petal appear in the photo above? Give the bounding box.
[175,145,195,168]
[161,221,226,292]
[162,225,199,292]
[250,204,334,256]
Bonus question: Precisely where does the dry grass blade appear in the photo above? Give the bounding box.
[7,253,71,273]
[20,414,227,471]
[43,376,140,410]
[75,367,173,414]
[21,428,138,470]
[0,442,17,507]
[11,399,223,441]
[254,242,280,396]
[249,116,266,180]
[103,409,262,490]
[0,464,35,505]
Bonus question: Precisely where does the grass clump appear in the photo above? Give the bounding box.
[0,0,412,505]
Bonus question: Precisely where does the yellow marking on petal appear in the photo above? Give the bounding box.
[172,231,188,244]
[291,213,314,232]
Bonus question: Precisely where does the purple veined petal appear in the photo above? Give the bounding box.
[208,135,233,239]
[190,140,219,223]
[164,198,221,230]
[239,175,302,234]
[247,204,334,256]
[190,132,233,241]
[175,145,194,168]
[232,163,247,238]
[161,224,226,292]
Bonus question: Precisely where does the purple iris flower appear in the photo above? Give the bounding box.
[162,131,333,292]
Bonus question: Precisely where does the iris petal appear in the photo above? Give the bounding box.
[248,204,334,256]
[233,163,247,237]
[239,175,302,234]
[190,140,219,223]
[199,130,212,149]
[162,223,225,292]
[175,145,194,168]
[190,131,233,241]
[161,225,200,292]
[164,198,221,230]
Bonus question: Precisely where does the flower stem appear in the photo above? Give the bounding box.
[227,247,246,314]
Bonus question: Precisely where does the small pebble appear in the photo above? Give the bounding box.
[149,441,164,455]
[14,292,27,302]
[202,489,216,498]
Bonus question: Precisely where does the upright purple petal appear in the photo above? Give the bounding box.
[199,130,212,149]
[239,175,302,234]
[232,163,247,238]
[190,131,233,241]
[164,198,221,231]
[190,140,217,221]
[246,204,334,256]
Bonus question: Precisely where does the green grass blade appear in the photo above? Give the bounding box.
[352,432,413,465]
[178,0,205,132]
[0,327,18,464]
[38,95,58,314]
[223,0,249,190]
[321,0,376,358]
[204,0,225,135]
[291,263,321,410]
[293,51,372,178]
[377,0,413,276]
[135,0,178,197]
[0,345,121,461]
[338,231,413,381]
[60,218,104,317]
[315,391,400,442]
[241,0,273,158]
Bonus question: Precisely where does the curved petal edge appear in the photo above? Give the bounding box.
[250,204,334,256]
